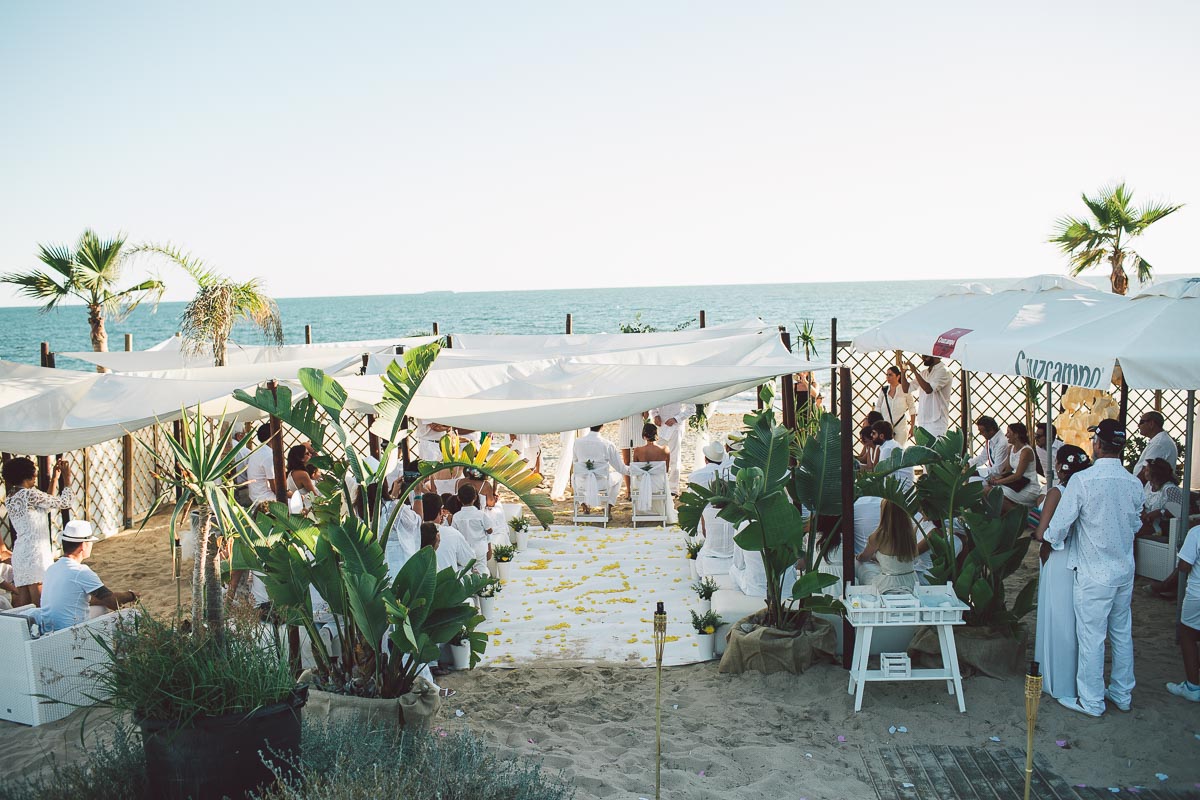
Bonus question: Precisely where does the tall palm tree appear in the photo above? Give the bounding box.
[1050,183,1183,295]
[1,230,165,369]
[133,244,283,366]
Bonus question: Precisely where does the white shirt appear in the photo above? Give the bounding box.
[852,496,883,556]
[1134,430,1178,478]
[572,431,628,475]
[874,386,915,428]
[914,362,953,436]
[383,502,421,578]
[1036,438,1064,479]
[1044,457,1143,586]
[970,431,1011,478]
[878,439,913,489]
[246,446,277,505]
[452,505,493,556]
[688,462,722,491]
[1178,526,1200,607]
[40,557,104,632]
[652,403,691,432]
[437,524,475,570]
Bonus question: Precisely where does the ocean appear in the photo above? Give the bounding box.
[0,277,1051,371]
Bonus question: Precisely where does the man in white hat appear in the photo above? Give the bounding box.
[39,520,137,633]
[688,441,727,492]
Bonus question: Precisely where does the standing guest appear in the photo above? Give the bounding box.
[855,500,918,591]
[245,423,279,512]
[870,420,912,489]
[39,520,137,632]
[615,413,647,499]
[1034,423,1065,480]
[421,494,473,571]
[1137,458,1185,539]
[794,372,823,412]
[518,433,543,475]
[907,355,953,438]
[231,427,254,507]
[452,485,493,572]
[1166,524,1200,702]
[414,420,452,461]
[3,457,74,607]
[969,416,1011,481]
[985,423,1041,511]
[1132,411,1177,484]
[1031,445,1092,699]
[651,401,692,495]
[874,366,916,445]
[1044,419,1143,717]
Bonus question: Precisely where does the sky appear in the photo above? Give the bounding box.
[1,1,1197,305]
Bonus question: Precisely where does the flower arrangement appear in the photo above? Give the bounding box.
[691,576,718,601]
[508,515,530,534]
[690,609,722,635]
[493,543,517,563]
[449,626,470,645]
[585,459,595,471]
[688,403,708,431]
[684,538,703,560]
[476,576,502,598]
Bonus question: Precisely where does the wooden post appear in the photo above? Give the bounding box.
[267,380,288,504]
[839,366,856,669]
[829,318,838,412]
[304,324,313,345]
[780,328,796,433]
[960,370,972,453]
[37,343,52,494]
[565,313,573,334]
[396,346,411,469]
[445,335,453,350]
[172,419,184,502]
[1154,389,1163,413]
[432,322,439,336]
[1118,374,1129,429]
[122,334,134,528]
[699,310,706,329]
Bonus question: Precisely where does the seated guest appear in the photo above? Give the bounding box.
[969,416,1010,480]
[421,494,473,571]
[286,444,318,514]
[688,442,726,492]
[852,496,884,558]
[870,420,912,489]
[1034,423,1064,479]
[1138,458,1185,539]
[1166,524,1200,702]
[452,485,494,569]
[859,426,879,471]
[421,521,458,572]
[455,466,498,508]
[855,500,918,591]
[697,498,737,575]
[728,521,766,598]
[574,424,629,510]
[40,521,137,633]
[985,423,1041,511]
[1133,411,1178,484]
[382,488,422,578]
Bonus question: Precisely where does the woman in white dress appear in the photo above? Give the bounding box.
[855,500,918,592]
[286,445,318,514]
[986,423,1041,511]
[1031,444,1091,699]
[2,457,75,607]
[874,366,916,445]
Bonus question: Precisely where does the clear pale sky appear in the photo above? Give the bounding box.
[1,1,1196,305]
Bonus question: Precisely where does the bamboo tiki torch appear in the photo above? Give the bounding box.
[1023,660,1042,800]
[654,601,667,800]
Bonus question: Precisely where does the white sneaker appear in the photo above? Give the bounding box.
[1056,696,1103,717]
[1166,681,1200,702]
[1104,690,1131,712]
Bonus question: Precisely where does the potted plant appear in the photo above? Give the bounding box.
[477,575,501,619]
[230,344,552,730]
[106,410,304,800]
[449,627,472,670]
[691,609,722,660]
[692,575,718,614]
[684,537,703,579]
[493,543,517,581]
[509,514,530,551]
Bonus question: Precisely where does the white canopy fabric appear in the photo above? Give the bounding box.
[347,331,827,435]
[61,336,437,372]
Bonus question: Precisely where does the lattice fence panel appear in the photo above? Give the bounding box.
[76,439,124,538]
[131,427,163,521]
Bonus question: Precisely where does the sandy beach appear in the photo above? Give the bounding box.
[4,414,1198,797]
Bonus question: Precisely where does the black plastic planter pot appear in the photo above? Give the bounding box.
[138,687,307,800]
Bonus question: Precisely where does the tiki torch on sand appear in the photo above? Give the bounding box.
[1023,660,1042,800]
[653,600,667,800]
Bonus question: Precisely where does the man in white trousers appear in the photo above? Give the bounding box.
[652,401,693,495]
[1044,418,1144,717]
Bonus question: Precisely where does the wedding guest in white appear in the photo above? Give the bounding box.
[855,500,918,591]
[1132,411,1177,484]
[1031,445,1092,700]
[870,420,913,490]
[1166,523,1200,702]
[652,401,693,495]
[421,494,474,571]
[518,433,543,474]
[2,457,75,607]
[1136,458,1185,539]
[615,412,647,499]
[852,496,884,557]
[245,423,280,511]
[573,424,628,509]
[968,416,1010,481]
[688,441,726,492]
[382,489,422,579]
[1044,419,1143,717]
[1034,423,1065,480]
[452,484,493,572]
[985,423,1041,511]
[874,366,916,445]
[414,420,452,461]
[907,355,953,438]
[40,520,137,632]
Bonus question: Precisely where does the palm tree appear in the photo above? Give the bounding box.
[1050,183,1183,295]
[134,244,283,366]
[1,230,165,369]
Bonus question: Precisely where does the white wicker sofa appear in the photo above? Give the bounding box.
[0,605,131,726]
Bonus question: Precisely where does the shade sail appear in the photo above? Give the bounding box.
[447,319,770,355]
[346,333,827,434]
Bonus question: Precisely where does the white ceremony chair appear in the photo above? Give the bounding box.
[0,606,134,727]
[630,461,670,526]
[571,460,614,526]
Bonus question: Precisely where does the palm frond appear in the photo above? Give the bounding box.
[128,242,222,286]
[107,278,167,320]
[35,243,77,283]
[1066,248,1107,275]
[1129,252,1154,284]
[0,270,72,307]
[1134,200,1183,231]
[73,229,130,302]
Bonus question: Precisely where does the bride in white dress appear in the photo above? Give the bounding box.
[1031,445,1091,699]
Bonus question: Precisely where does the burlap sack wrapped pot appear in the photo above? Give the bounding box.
[718,612,836,675]
[300,672,441,731]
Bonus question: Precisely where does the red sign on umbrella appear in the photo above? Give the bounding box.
[932,328,973,358]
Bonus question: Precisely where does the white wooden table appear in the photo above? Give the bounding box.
[844,583,968,713]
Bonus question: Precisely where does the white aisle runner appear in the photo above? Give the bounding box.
[482,525,710,668]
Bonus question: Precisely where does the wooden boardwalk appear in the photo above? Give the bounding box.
[861,745,1200,800]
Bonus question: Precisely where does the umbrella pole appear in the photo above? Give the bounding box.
[1024,661,1042,800]
[653,601,667,800]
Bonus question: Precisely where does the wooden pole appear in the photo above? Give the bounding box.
[960,370,972,454]
[37,344,52,494]
[1118,373,1129,430]
[829,318,838,412]
[122,334,134,528]
[780,328,796,433]
[396,346,411,470]
[267,380,288,504]
[699,310,706,329]
[446,335,454,350]
[432,322,439,336]
[565,313,573,334]
[304,324,313,345]
[839,366,856,669]
[172,420,184,502]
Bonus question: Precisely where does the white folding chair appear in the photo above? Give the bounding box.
[571,461,614,526]
[629,461,670,526]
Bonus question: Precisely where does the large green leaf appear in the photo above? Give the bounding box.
[298,367,349,423]
[790,570,838,601]
[732,492,803,553]
[734,411,792,491]
[375,342,441,443]
[791,412,843,517]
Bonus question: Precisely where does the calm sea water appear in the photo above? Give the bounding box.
[0,278,1027,371]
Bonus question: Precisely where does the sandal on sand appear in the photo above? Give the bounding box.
[439,688,456,698]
